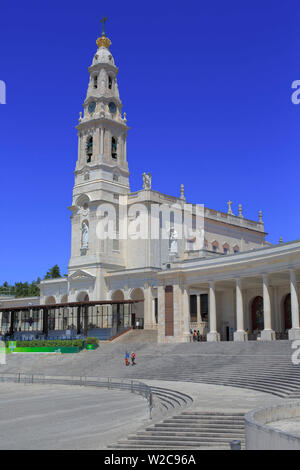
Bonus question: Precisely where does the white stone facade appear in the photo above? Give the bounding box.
[2,31,300,344]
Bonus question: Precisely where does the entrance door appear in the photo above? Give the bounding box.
[284,294,292,330]
[252,296,264,331]
[226,326,230,341]
[165,286,174,336]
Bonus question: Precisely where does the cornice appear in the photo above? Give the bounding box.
[76,116,129,132]
[157,240,300,279]
[74,161,129,177]
[88,63,118,74]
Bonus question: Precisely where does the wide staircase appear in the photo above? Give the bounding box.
[114,329,158,343]
[2,340,300,399]
[106,340,300,398]
[109,411,245,449]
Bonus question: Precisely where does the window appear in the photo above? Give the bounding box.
[113,174,119,182]
[170,211,174,226]
[233,246,239,254]
[223,243,229,255]
[212,240,218,252]
[93,75,98,89]
[111,137,117,159]
[86,136,93,162]
[108,76,112,89]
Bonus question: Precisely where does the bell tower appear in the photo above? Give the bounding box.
[74,18,130,198]
[68,20,129,300]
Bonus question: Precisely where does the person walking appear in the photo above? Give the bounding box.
[125,351,130,366]
[130,351,136,366]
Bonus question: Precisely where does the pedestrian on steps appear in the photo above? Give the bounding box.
[130,351,136,366]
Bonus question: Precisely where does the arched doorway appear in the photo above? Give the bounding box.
[283,293,292,330]
[130,288,144,329]
[251,296,264,331]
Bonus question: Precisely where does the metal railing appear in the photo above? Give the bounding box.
[0,373,153,418]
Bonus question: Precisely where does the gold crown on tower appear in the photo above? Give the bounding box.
[96,17,111,49]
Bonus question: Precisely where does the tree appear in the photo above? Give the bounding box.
[44,265,62,280]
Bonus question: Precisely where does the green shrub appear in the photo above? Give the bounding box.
[85,337,99,346]
[12,340,84,348]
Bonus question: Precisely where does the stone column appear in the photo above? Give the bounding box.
[54,308,60,331]
[77,134,81,163]
[124,134,127,162]
[144,284,155,330]
[100,128,104,156]
[182,285,191,341]
[207,282,220,341]
[38,309,43,331]
[261,274,275,341]
[288,269,300,340]
[94,127,100,157]
[234,279,247,341]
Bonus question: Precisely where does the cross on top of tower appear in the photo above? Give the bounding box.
[100,16,108,36]
[96,17,111,49]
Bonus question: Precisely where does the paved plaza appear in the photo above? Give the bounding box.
[0,383,147,450]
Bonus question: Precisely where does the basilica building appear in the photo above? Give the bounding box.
[1,26,300,343]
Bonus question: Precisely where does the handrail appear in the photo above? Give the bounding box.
[0,373,153,418]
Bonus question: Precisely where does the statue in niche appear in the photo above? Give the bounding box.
[169,227,178,254]
[143,172,152,190]
[81,222,89,248]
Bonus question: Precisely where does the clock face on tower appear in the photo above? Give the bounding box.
[108,101,116,114]
[88,102,96,113]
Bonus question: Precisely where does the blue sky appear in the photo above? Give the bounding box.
[0,0,299,284]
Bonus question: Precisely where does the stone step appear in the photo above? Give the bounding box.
[136,431,245,439]
[149,425,245,432]
[125,436,245,444]
[109,443,234,449]
[164,418,245,424]
[181,411,245,416]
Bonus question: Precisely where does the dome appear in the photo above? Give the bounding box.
[92,46,115,66]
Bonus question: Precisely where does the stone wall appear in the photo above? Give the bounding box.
[245,403,300,450]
